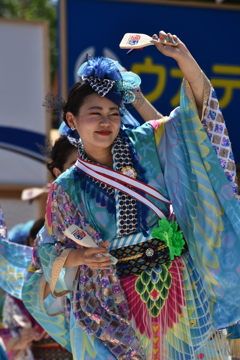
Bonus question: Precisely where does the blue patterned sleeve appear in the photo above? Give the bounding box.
[162,76,238,196]
[38,182,81,294]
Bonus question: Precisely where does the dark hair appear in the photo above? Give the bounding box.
[47,136,76,179]
[63,81,96,126]
[26,218,45,246]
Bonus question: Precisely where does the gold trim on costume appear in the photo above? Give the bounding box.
[118,243,168,263]
[50,248,75,295]
[39,275,65,317]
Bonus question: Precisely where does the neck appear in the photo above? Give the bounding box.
[84,146,113,169]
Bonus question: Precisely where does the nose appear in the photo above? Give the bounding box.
[99,116,110,126]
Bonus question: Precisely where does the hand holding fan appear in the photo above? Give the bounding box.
[63,225,118,264]
[119,33,179,50]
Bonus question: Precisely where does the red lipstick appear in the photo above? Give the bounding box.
[96,131,111,136]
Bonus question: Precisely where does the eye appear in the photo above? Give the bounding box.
[110,113,120,117]
[90,112,101,116]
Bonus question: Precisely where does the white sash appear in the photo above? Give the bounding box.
[75,158,171,220]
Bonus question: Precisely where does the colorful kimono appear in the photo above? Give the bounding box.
[0,208,73,360]
[20,77,240,360]
[0,292,73,360]
[227,323,240,360]
[1,293,41,360]
[0,340,8,360]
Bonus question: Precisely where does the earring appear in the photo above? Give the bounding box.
[71,125,75,130]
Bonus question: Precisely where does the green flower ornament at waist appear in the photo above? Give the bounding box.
[151,219,185,260]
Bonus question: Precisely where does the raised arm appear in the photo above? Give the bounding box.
[132,87,163,121]
[119,67,163,121]
[152,31,204,118]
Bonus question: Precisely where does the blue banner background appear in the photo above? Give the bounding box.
[63,0,240,162]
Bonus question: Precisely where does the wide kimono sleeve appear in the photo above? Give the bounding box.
[151,74,240,329]
[0,205,33,299]
[0,329,17,360]
[0,239,32,299]
[38,182,82,299]
[34,180,88,312]
[21,182,82,352]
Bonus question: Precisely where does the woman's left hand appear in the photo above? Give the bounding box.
[152,30,204,118]
[151,31,190,62]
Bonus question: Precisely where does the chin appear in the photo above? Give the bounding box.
[95,135,116,146]
[97,139,114,148]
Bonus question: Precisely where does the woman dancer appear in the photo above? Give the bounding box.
[22,31,240,360]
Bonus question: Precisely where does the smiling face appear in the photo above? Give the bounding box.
[69,93,121,162]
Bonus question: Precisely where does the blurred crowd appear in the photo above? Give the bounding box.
[0,135,77,360]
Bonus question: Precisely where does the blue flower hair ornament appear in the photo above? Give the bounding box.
[77,57,141,105]
[78,57,122,81]
[58,121,79,147]
[59,57,142,144]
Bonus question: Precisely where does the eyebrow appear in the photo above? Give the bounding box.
[88,106,119,111]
